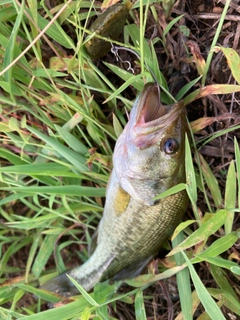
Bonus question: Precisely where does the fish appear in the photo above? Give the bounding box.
[40,83,188,296]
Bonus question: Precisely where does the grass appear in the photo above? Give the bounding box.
[0,0,239,319]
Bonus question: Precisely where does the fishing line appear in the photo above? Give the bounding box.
[111,45,160,94]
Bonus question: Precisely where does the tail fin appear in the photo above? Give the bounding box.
[40,252,114,296]
[40,272,79,297]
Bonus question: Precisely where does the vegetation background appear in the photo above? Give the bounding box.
[0,0,239,319]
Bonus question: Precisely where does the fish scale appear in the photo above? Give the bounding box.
[40,83,188,296]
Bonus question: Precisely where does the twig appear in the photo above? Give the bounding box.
[192,14,240,22]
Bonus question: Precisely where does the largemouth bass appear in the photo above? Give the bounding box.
[41,83,188,296]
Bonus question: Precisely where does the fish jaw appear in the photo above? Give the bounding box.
[113,83,187,205]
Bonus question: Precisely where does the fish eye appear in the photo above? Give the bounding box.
[162,138,179,155]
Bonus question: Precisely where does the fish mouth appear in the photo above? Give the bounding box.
[132,82,185,148]
[136,83,167,124]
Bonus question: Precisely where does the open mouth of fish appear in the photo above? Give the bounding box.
[131,83,185,148]
[135,83,183,126]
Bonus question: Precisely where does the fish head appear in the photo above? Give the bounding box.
[113,83,188,206]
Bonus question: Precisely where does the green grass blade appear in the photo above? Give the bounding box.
[175,76,202,101]
[154,183,186,200]
[215,47,240,85]
[26,126,89,173]
[196,256,240,273]
[54,125,88,155]
[182,251,225,320]
[234,137,240,208]
[29,8,75,49]
[164,14,184,36]
[168,209,228,256]
[172,232,192,320]
[194,231,238,259]
[135,290,147,320]
[0,185,106,197]
[185,133,198,219]
[208,288,240,316]
[202,0,231,85]
[67,275,99,307]
[20,298,91,320]
[224,161,236,234]
[210,264,239,301]
[3,0,24,84]
[32,234,59,278]
[200,154,222,208]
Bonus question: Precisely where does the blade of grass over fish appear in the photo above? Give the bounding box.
[224,161,236,234]
[135,290,147,320]
[124,23,176,102]
[154,183,186,200]
[66,276,99,307]
[172,232,192,320]
[181,251,225,320]
[168,209,228,256]
[202,0,231,85]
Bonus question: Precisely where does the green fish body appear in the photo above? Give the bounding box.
[41,83,188,296]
